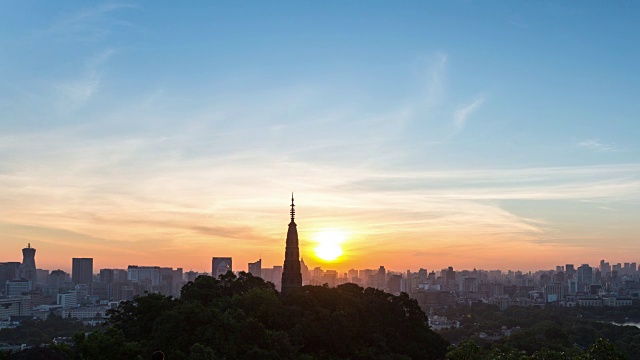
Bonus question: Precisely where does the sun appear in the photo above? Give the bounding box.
[313,230,346,261]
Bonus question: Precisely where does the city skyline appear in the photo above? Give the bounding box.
[2,241,639,276]
[1,2,640,272]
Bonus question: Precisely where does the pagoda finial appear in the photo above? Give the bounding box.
[290,193,295,221]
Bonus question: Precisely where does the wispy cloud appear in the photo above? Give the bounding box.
[345,164,640,204]
[1,46,636,271]
[54,48,114,112]
[453,96,486,131]
[424,51,448,109]
[46,3,136,43]
[577,139,617,153]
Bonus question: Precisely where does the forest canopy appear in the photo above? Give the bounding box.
[54,272,449,360]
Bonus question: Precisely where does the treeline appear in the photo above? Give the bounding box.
[0,316,91,346]
[447,338,627,359]
[439,303,640,359]
[4,276,638,359]
[10,272,449,360]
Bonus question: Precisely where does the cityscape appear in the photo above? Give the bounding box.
[2,1,640,358]
[2,198,638,326]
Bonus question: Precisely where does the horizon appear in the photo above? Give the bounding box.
[1,2,639,273]
[2,240,636,275]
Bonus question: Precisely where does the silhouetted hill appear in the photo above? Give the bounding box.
[69,272,449,359]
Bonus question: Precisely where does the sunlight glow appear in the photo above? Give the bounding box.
[313,230,347,261]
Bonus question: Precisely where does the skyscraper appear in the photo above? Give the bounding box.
[300,258,309,284]
[565,264,575,279]
[377,266,386,290]
[18,243,37,283]
[49,269,68,290]
[212,257,232,279]
[0,262,20,288]
[281,194,302,297]
[577,264,593,291]
[72,258,94,290]
[248,259,261,277]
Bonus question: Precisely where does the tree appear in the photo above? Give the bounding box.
[65,275,449,359]
[583,338,628,360]
[446,340,485,360]
[188,343,221,360]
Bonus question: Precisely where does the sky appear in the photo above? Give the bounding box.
[1,1,639,274]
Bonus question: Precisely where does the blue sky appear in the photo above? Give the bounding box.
[1,1,639,272]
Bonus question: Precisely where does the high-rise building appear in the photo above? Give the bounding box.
[577,264,593,290]
[18,243,37,283]
[36,269,49,287]
[185,271,200,282]
[612,263,622,273]
[463,277,478,293]
[248,259,262,277]
[0,262,21,289]
[272,266,283,290]
[347,269,358,282]
[552,271,565,283]
[281,194,302,297]
[322,270,338,288]
[489,283,504,297]
[49,269,68,290]
[0,297,32,320]
[212,257,232,279]
[565,264,575,279]
[600,260,611,276]
[99,269,114,284]
[387,274,402,294]
[543,283,565,303]
[300,258,309,284]
[127,266,161,285]
[57,292,78,309]
[377,266,386,290]
[5,279,31,296]
[72,258,94,290]
[445,266,456,289]
[261,268,274,283]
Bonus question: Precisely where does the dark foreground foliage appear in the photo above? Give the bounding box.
[0,315,92,346]
[0,347,70,360]
[441,303,640,359]
[60,272,449,359]
[446,337,628,360]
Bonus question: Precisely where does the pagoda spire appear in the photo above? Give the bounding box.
[290,193,295,222]
[281,193,302,297]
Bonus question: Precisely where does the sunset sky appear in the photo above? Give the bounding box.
[1,2,639,274]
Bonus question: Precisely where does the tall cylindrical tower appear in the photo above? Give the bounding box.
[19,243,37,283]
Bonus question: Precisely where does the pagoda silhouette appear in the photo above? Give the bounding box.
[281,194,302,297]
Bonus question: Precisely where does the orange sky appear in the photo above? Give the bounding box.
[3,191,638,274]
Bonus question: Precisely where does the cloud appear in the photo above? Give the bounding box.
[424,51,448,109]
[2,79,638,257]
[54,48,114,112]
[577,139,617,153]
[347,164,640,201]
[46,3,136,43]
[1,47,637,271]
[453,96,485,130]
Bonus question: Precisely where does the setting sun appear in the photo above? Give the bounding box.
[313,230,347,261]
